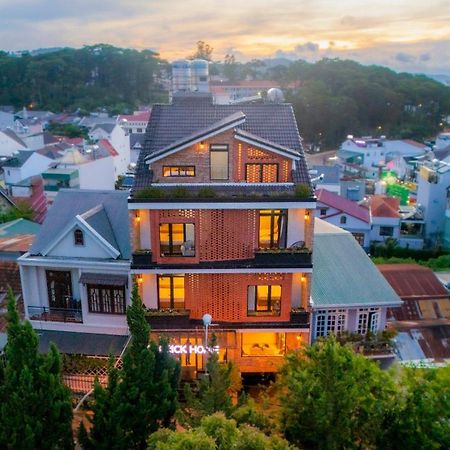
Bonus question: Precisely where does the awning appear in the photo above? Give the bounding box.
[79,272,128,286]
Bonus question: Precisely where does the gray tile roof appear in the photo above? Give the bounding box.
[91,123,115,134]
[133,94,310,190]
[3,150,34,168]
[29,190,130,259]
[2,128,27,148]
[311,165,341,185]
[311,219,401,308]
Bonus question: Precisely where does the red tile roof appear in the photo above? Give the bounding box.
[315,189,370,223]
[0,235,35,253]
[369,195,400,218]
[117,111,151,122]
[99,139,119,157]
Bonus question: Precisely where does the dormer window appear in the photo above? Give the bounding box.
[340,216,347,225]
[74,229,84,246]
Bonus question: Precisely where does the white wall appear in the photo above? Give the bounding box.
[139,209,152,249]
[370,217,400,242]
[287,208,306,246]
[4,152,52,185]
[0,131,27,156]
[110,126,130,175]
[141,273,158,308]
[78,157,115,190]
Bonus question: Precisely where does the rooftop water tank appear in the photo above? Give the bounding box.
[190,59,209,93]
[172,59,192,92]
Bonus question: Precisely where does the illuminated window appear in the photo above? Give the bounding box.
[158,275,185,309]
[247,285,281,316]
[74,229,84,246]
[163,166,195,177]
[315,309,347,338]
[241,332,285,357]
[245,163,279,182]
[210,144,229,180]
[259,210,287,249]
[159,223,195,256]
[87,285,125,314]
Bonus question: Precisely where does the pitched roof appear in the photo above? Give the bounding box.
[369,195,400,218]
[0,235,35,253]
[29,190,130,259]
[315,188,370,223]
[311,219,401,307]
[2,150,34,168]
[310,165,340,185]
[0,218,41,238]
[91,123,115,134]
[118,111,151,122]
[135,93,309,189]
[99,139,119,157]
[1,128,27,148]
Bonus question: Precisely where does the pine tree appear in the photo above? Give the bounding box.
[80,282,180,449]
[0,288,73,450]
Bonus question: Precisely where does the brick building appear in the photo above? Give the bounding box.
[129,93,315,378]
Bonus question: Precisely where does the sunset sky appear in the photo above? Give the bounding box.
[1,0,449,73]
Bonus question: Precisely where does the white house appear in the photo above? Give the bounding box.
[89,123,130,176]
[0,129,27,157]
[310,219,402,341]
[0,111,14,130]
[19,190,131,335]
[117,111,150,134]
[315,188,371,248]
[416,161,450,245]
[2,150,54,186]
[368,195,401,243]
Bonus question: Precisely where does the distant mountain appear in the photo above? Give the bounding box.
[426,74,450,86]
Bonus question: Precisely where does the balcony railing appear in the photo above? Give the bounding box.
[28,305,83,323]
[145,309,191,329]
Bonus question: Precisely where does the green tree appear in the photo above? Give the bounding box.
[148,413,296,450]
[79,282,180,449]
[0,288,73,450]
[380,365,450,450]
[279,335,397,450]
[189,41,214,61]
[181,335,241,426]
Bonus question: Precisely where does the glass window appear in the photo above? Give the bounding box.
[259,210,287,249]
[247,285,281,316]
[210,144,229,180]
[87,285,126,314]
[357,308,380,334]
[159,223,195,256]
[320,208,327,216]
[163,166,195,177]
[340,216,347,224]
[158,275,185,309]
[241,332,285,357]
[315,309,347,338]
[245,163,279,182]
[380,226,394,237]
[74,229,84,246]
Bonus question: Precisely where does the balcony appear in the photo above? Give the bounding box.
[145,309,192,329]
[290,309,309,327]
[132,248,312,270]
[28,305,83,323]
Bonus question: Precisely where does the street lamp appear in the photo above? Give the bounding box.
[202,313,212,376]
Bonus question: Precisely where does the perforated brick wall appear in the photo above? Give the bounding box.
[185,272,293,322]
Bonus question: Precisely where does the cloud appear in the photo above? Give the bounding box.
[295,42,319,53]
[395,52,416,63]
[420,52,431,61]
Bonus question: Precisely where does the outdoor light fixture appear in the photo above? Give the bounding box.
[301,274,306,283]
[199,141,205,150]
[304,210,310,220]
[137,275,143,284]
[135,212,140,222]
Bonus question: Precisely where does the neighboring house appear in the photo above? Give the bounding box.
[0,218,41,261]
[0,129,27,157]
[19,190,131,335]
[22,131,59,150]
[340,176,366,201]
[0,111,14,130]
[416,161,450,245]
[434,132,450,151]
[2,150,54,185]
[338,137,427,179]
[117,110,150,134]
[315,189,371,248]
[130,133,146,164]
[310,165,340,193]
[130,92,315,377]
[378,264,450,361]
[368,195,401,243]
[210,80,281,104]
[89,123,130,176]
[96,139,128,177]
[42,147,115,202]
[0,189,16,215]
[9,176,48,223]
[310,219,402,341]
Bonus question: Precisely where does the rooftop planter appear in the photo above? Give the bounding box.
[132,249,152,266]
[254,248,312,266]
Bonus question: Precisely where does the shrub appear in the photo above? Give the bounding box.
[294,184,311,198]
[134,186,166,199]
[171,187,188,198]
[198,187,217,198]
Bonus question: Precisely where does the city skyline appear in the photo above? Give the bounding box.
[0,0,449,74]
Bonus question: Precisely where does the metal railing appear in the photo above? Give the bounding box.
[28,305,83,323]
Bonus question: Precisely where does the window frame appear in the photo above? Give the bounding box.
[157,274,185,309]
[245,163,279,183]
[340,216,347,224]
[258,210,288,249]
[87,284,126,315]
[74,229,84,246]
[380,226,394,237]
[162,166,196,177]
[357,307,380,334]
[209,144,229,180]
[159,223,195,257]
[247,284,282,316]
[315,309,347,338]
